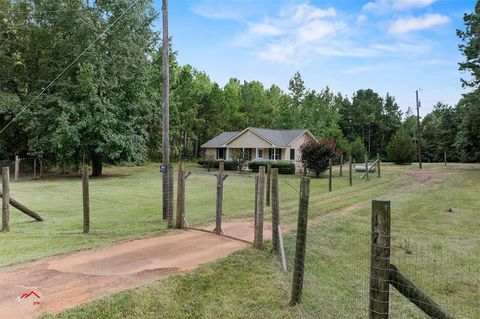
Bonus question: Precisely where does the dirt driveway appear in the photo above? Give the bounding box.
[0,220,272,319]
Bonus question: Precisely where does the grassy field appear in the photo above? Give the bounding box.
[1,163,478,318]
[1,161,408,267]
[40,163,479,319]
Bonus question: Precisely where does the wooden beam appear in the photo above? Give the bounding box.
[389,264,453,319]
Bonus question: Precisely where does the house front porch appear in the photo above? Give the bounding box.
[210,147,295,162]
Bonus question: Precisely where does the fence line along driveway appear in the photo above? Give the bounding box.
[0,220,271,319]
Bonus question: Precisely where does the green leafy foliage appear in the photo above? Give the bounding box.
[248,161,295,174]
[349,138,367,162]
[300,139,340,177]
[386,130,416,164]
[197,160,238,171]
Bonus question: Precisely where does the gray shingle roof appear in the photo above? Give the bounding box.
[201,128,311,148]
[249,128,308,147]
[201,131,239,148]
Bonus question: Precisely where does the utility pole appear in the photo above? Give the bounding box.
[161,0,170,219]
[416,90,423,169]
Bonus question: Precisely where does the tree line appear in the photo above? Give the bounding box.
[0,0,479,176]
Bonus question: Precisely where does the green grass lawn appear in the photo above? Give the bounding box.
[40,163,479,319]
[1,161,407,267]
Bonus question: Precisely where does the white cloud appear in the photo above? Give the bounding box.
[249,21,284,37]
[394,0,438,10]
[363,0,438,13]
[389,13,450,34]
[357,14,367,23]
[232,3,353,63]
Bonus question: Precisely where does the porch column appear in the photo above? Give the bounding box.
[226,147,229,160]
[255,148,258,160]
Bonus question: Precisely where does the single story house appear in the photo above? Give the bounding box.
[201,127,317,170]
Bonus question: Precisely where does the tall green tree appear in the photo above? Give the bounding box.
[0,0,158,176]
[456,1,480,162]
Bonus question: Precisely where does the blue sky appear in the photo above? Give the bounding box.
[153,0,476,117]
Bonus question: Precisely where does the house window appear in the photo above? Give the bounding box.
[258,149,263,159]
[217,148,226,159]
[290,149,295,160]
[269,148,280,160]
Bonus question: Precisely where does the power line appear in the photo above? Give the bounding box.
[0,0,141,136]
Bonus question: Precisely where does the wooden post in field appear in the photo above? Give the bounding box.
[377,153,381,178]
[266,162,271,207]
[349,155,353,186]
[328,158,333,192]
[444,150,447,166]
[176,162,185,229]
[271,168,280,254]
[161,0,171,221]
[339,154,343,177]
[2,167,9,232]
[254,176,258,243]
[214,161,224,235]
[369,200,391,318]
[254,166,265,249]
[167,164,174,229]
[365,154,369,181]
[14,155,19,182]
[40,156,44,178]
[303,160,307,177]
[82,167,90,234]
[33,158,37,180]
[290,176,310,306]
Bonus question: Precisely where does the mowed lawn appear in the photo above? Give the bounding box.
[41,163,480,319]
[1,161,408,267]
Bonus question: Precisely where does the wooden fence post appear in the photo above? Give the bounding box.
[33,158,37,180]
[271,168,279,254]
[254,176,258,244]
[82,167,90,234]
[290,176,310,306]
[214,161,224,235]
[365,154,369,181]
[444,150,447,166]
[176,162,185,229]
[369,200,391,318]
[328,158,333,192]
[377,153,381,178]
[14,155,19,182]
[2,167,10,232]
[340,154,343,177]
[167,164,174,229]
[40,156,44,178]
[254,166,265,249]
[349,155,353,186]
[303,160,307,177]
[266,162,271,207]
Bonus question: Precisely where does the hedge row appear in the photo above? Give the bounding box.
[197,159,296,174]
[197,159,239,171]
[248,160,296,174]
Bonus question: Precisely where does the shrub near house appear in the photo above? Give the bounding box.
[301,139,341,177]
[198,159,295,174]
